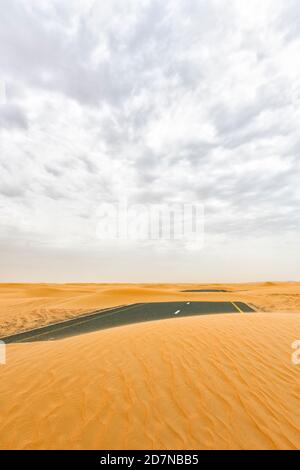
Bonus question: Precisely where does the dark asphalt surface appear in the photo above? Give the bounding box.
[1,301,255,344]
[181,289,228,293]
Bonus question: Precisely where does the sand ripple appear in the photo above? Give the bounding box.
[1,312,300,449]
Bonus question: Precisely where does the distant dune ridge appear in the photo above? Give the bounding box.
[1,283,300,450]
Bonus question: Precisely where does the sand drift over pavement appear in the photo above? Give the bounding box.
[1,282,300,338]
[2,301,254,343]
[1,312,300,450]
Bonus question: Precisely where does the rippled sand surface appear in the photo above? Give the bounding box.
[1,311,300,449]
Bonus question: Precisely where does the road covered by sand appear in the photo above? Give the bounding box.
[1,282,300,337]
[1,283,300,449]
[1,311,300,449]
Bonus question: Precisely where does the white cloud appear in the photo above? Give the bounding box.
[0,0,300,281]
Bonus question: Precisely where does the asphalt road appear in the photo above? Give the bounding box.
[1,301,255,344]
[181,289,228,293]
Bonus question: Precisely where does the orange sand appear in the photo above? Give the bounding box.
[1,282,300,337]
[1,283,300,449]
[1,312,300,449]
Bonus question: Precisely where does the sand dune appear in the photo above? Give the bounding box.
[1,312,299,450]
[1,282,300,338]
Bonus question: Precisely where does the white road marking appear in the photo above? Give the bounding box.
[186,302,190,305]
[174,310,181,315]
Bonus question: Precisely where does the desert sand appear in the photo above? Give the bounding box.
[1,283,300,449]
[1,282,300,337]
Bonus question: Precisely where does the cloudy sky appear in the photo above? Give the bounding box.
[0,0,300,282]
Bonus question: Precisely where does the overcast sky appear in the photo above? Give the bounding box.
[0,0,300,282]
